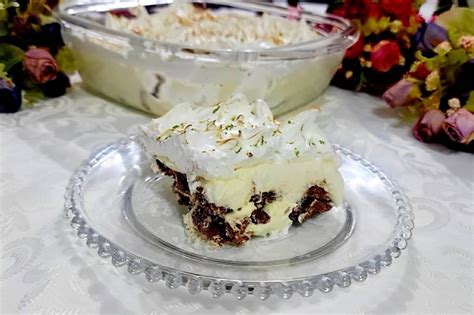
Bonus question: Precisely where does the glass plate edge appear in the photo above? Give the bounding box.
[64,136,414,300]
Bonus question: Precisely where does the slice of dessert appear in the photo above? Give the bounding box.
[139,94,343,246]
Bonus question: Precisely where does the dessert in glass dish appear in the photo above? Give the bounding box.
[59,0,357,116]
[139,94,343,246]
[105,3,320,50]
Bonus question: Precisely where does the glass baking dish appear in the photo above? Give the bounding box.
[58,0,357,116]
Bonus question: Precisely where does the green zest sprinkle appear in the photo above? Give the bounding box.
[235,147,242,153]
[319,140,325,144]
[253,135,265,147]
[294,148,300,157]
[309,140,316,146]
[212,105,220,114]
[300,124,304,132]
[287,141,295,145]
[172,124,180,130]
[287,120,292,124]
[272,129,282,136]
[225,124,234,130]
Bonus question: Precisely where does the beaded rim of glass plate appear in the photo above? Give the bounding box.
[64,136,414,300]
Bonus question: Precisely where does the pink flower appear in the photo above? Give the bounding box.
[288,4,303,20]
[23,48,58,84]
[442,108,474,144]
[371,40,401,73]
[383,79,419,108]
[412,109,445,143]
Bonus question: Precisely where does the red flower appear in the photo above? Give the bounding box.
[380,0,412,17]
[398,7,420,26]
[24,48,58,84]
[370,40,401,73]
[328,5,345,17]
[409,62,431,80]
[343,0,367,19]
[367,2,383,19]
[345,36,364,59]
[330,0,384,21]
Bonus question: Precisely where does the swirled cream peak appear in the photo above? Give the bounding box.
[140,94,338,179]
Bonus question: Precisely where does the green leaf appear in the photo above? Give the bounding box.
[408,105,418,114]
[0,63,8,79]
[435,8,474,36]
[446,48,470,66]
[0,12,8,35]
[0,9,7,22]
[447,27,464,47]
[464,91,474,113]
[378,17,390,31]
[425,58,437,71]
[0,43,24,71]
[367,17,378,34]
[399,106,420,123]
[23,88,44,106]
[415,50,428,61]
[55,47,77,74]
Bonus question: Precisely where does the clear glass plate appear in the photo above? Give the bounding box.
[64,137,414,299]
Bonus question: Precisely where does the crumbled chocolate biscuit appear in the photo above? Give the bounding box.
[190,187,250,246]
[249,190,277,210]
[247,190,277,225]
[250,209,270,224]
[157,162,250,246]
[157,159,333,245]
[156,160,191,206]
[289,185,333,225]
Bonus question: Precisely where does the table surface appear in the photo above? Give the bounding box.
[1,85,473,314]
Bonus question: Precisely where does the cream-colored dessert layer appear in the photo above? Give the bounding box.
[105,3,319,49]
[140,94,343,240]
[199,158,343,237]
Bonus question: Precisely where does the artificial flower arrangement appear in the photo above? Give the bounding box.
[383,8,474,152]
[327,0,425,94]
[0,0,75,113]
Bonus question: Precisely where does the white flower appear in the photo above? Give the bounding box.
[448,98,461,109]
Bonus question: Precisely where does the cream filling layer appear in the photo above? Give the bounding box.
[191,157,343,237]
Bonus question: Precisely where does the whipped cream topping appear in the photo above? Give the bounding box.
[105,3,319,49]
[140,94,338,179]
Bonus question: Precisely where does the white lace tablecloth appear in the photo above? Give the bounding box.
[1,86,473,314]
